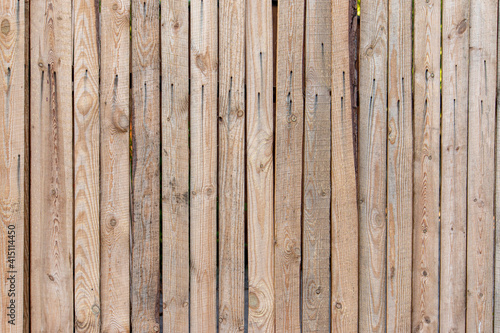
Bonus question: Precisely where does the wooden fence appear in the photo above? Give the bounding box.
[1,0,500,332]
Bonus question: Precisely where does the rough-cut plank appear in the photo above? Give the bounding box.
[218,0,245,331]
[412,0,440,331]
[246,0,275,331]
[330,1,359,331]
[100,0,130,331]
[161,0,189,332]
[0,0,25,330]
[30,0,73,330]
[386,0,413,330]
[440,1,469,331]
[73,0,100,330]
[466,0,497,331]
[274,1,304,332]
[302,0,331,331]
[131,0,160,331]
[496,6,500,330]
[189,0,218,331]
[23,0,29,331]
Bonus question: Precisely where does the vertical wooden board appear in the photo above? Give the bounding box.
[466,0,497,331]
[302,0,331,331]
[73,0,100,330]
[330,0,359,331]
[358,0,388,330]
[161,0,189,332]
[100,0,131,331]
[218,0,245,332]
[246,0,275,331]
[131,0,160,331]
[412,0,440,331]
[23,0,29,331]
[190,0,217,331]
[0,0,25,330]
[30,0,73,330]
[496,2,500,329]
[440,0,468,331]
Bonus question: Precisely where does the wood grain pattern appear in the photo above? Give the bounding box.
[495,6,500,330]
[0,0,25,330]
[246,0,275,331]
[30,0,73,330]
[218,0,245,332]
[412,0,440,331]
[331,1,359,331]
[131,0,160,331]
[190,0,218,331]
[302,0,331,331]
[23,0,29,331]
[100,0,131,331]
[466,0,497,331]
[161,0,189,332]
[73,0,100,330]
[440,0,469,331]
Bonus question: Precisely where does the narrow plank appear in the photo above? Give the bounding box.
[73,0,100,330]
[218,0,245,331]
[100,0,131,331]
[0,0,25,330]
[30,0,73,330]
[466,0,497,331]
[330,0,359,331]
[495,4,500,329]
[161,0,189,332]
[189,0,218,331]
[246,0,275,330]
[131,0,161,331]
[23,0,29,331]
[440,0,469,331]
[302,0,331,331]
[412,0,440,331]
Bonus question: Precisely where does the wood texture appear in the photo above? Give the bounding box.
[440,0,469,331]
[23,0,29,331]
[0,0,25,330]
[412,0,440,331]
[246,0,275,331]
[131,0,160,331]
[331,0,359,331]
[161,0,189,332]
[218,0,245,331]
[302,0,331,331]
[466,0,497,331]
[30,0,73,330]
[100,0,131,331]
[189,0,218,331]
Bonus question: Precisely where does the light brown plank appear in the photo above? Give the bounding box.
[30,0,73,330]
[246,0,275,331]
[131,0,161,331]
[73,0,100,330]
[302,0,331,331]
[412,0,440,331]
[495,2,500,328]
[218,0,245,331]
[23,0,29,331]
[100,0,131,331]
[466,0,497,331]
[161,0,189,332]
[189,0,218,331]
[0,0,25,330]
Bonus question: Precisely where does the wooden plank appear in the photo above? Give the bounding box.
[246,0,275,331]
[0,0,25,330]
[412,0,440,331]
[302,0,331,331]
[466,0,497,331]
[30,0,73,330]
[330,0,359,331]
[100,0,131,331]
[189,0,218,331]
[161,0,189,332]
[73,0,100,330]
[23,0,29,331]
[274,1,304,332]
[131,0,160,331]
[218,0,245,331]
[440,0,469,331]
